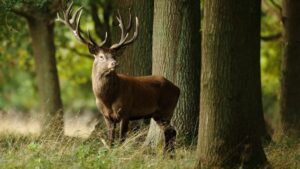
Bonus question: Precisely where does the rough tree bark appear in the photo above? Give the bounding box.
[145,0,200,146]
[196,0,268,168]
[280,0,300,138]
[112,0,153,76]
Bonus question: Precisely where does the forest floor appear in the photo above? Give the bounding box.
[0,111,299,169]
[0,130,299,168]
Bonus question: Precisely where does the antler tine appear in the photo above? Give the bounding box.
[65,1,74,21]
[110,10,130,49]
[73,8,91,45]
[110,33,129,49]
[117,10,125,41]
[57,2,95,46]
[125,8,132,31]
[99,32,108,47]
[56,2,73,25]
[88,30,98,46]
[56,13,64,23]
[71,6,82,27]
[123,17,139,45]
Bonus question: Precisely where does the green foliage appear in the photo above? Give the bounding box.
[0,0,97,111]
[0,0,49,9]
[0,21,36,110]
[261,0,282,126]
[54,6,98,110]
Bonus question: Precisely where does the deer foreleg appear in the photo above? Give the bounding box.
[105,118,116,147]
[120,119,129,143]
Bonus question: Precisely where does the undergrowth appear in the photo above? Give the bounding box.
[0,129,196,169]
[0,129,299,169]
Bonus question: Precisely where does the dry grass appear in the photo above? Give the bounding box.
[265,133,300,169]
[0,111,196,169]
[0,111,299,169]
[0,130,197,169]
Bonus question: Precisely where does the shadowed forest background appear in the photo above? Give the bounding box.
[0,0,299,168]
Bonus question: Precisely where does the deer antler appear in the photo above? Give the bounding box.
[57,2,108,48]
[110,9,139,50]
[57,2,138,51]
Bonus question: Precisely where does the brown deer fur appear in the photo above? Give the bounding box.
[91,49,180,153]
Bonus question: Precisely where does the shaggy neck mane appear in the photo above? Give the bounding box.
[92,72,120,105]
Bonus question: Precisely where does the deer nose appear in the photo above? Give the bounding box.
[110,61,117,68]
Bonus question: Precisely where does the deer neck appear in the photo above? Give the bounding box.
[92,71,120,105]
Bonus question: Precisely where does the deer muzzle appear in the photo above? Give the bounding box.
[108,60,118,71]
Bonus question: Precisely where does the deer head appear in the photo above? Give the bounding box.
[57,2,139,77]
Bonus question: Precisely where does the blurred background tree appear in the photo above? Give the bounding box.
[0,0,65,132]
[261,0,282,130]
[280,0,300,138]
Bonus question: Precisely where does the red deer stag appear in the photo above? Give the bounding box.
[57,2,180,153]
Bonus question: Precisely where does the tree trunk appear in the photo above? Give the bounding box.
[280,0,300,138]
[145,0,200,146]
[27,17,63,132]
[111,0,153,130]
[112,0,153,76]
[196,0,268,168]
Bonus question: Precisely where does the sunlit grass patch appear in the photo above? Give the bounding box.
[0,123,299,169]
[0,128,197,169]
[265,135,300,169]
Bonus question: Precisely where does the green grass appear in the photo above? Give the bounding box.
[0,130,197,169]
[0,130,299,169]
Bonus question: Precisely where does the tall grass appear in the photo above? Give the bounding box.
[0,126,299,169]
[265,133,300,169]
[0,128,197,169]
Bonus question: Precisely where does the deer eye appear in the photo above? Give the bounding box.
[98,54,105,60]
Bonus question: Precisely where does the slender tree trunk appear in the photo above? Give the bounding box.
[145,0,200,146]
[196,0,268,168]
[27,17,63,132]
[280,0,300,138]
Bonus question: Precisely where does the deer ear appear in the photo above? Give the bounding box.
[111,48,125,58]
[88,45,98,55]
